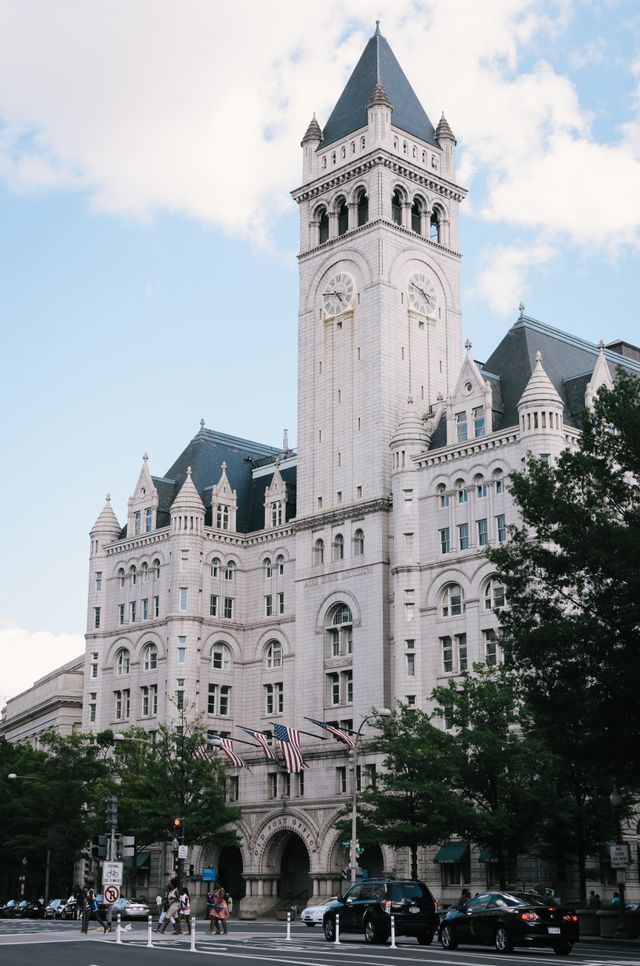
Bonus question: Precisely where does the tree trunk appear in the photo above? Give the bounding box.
[410,843,418,880]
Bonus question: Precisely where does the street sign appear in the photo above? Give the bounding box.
[102,860,123,886]
[104,885,120,904]
[342,840,350,847]
[609,844,631,868]
[178,844,188,859]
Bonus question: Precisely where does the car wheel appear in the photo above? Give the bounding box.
[495,926,514,953]
[553,943,573,956]
[363,915,387,944]
[440,925,458,950]
[416,931,434,945]
[323,917,335,941]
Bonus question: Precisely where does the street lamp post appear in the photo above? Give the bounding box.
[350,709,391,884]
[20,856,27,898]
[609,789,631,939]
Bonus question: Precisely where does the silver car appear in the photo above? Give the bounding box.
[300,898,338,927]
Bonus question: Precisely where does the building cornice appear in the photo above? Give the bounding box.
[293,497,392,532]
[291,150,467,205]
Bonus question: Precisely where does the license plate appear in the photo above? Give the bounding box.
[548,927,561,934]
[409,906,420,913]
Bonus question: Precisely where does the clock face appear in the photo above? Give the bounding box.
[322,272,355,317]
[408,271,438,316]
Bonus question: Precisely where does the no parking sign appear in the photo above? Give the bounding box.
[104,885,120,904]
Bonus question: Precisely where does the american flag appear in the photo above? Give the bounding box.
[272,723,309,773]
[237,726,276,760]
[209,735,247,769]
[305,716,355,748]
[193,742,214,762]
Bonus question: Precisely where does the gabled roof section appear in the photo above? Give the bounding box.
[321,24,438,148]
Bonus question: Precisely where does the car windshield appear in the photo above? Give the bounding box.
[389,882,427,901]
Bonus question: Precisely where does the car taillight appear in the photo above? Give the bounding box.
[519,912,540,921]
[382,900,391,913]
[563,914,578,923]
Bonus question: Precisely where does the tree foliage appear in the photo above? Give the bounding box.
[489,371,640,892]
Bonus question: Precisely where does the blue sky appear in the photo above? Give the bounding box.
[2,0,640,702]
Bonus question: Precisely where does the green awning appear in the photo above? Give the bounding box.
[478,847,497,863]
[124,851,151,870]
[434,841,469,864]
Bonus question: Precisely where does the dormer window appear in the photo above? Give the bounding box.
[216,504,230,530]
[145,507,153,533]
[473,406,486,438]
[271,501,283,527]
[456,411,468,443]
[134,511,141,536]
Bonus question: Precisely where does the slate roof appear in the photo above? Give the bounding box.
[478,315,640,433]
[151,428,284,534]
[321,25,438,148]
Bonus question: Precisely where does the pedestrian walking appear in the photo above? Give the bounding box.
[157,878,181,934]
[208,884,221,932]
[179,888,191,934]
[210,888,230,935]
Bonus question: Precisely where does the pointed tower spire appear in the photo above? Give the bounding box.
[301,113,323,145]
[435,111,456,145]
[91,494,121,536]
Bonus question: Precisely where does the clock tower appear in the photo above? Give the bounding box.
[292,24,466,518]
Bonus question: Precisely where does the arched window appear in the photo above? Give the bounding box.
[441,583,465,618]
[224,560,236,581]
[391,189,403,226]
[314,538,324,565]
[141,562,148,582]
[129,565,137,585]
[353,529,364,556]
[276,554,285,575]
[393,136,398,150]
[264,557,272,578]
[153,559,161,579]
[337,197,348,236]
[402,140,408,155]
[493,469,505,494]
[484,577,506,612]
[115,648,130,676]
[264,640,283,668]
[411,199,423,234]
[356,188,369,226]
[216,504,230,530]
[437,483,450,508]
[211,557,220,578]
[456,479,469,504]
[360,135,366,150]
[318,206,329,244]
[211,642,232,671]
[327,603,353,657]
[118,568,125,588]
[142,642,158,671]
[333,533,344,561]
[430,209,441,243]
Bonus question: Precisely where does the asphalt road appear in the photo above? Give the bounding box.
[0,919,638,966]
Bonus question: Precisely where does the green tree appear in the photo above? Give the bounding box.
[107,718,240,855]
[431,665,552,889]
[489,371,640,896]
[357,706,462,879]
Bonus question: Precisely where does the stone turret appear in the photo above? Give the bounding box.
[170,466,205,533]
[518,352,564,457]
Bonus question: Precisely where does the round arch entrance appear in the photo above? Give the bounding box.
[217,845,245,901]
[360,843,384,880]
[263,830,312,907]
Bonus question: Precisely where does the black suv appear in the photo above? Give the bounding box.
[323,879,438,945]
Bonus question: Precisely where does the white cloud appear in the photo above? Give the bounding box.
[473,241,557,315]
[0,1,639,304]
[569,38,605,69]
[0,624,84,707]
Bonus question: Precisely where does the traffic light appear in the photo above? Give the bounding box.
[90,835,108,860]
[105,795,118,829]
[172,816,184,840]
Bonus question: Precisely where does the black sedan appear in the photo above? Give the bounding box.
[439,891,579,955]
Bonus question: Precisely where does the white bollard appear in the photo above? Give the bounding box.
[335,912,341,945]
[190,916,196,952]
[147,915,153,947]
[390,914,397,949]
[116,913,122,944]
[286,911,292,941]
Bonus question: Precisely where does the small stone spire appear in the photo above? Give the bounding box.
[301,113,323,145]
[366,82,393,111]
[142,452,148,462]
[465,338,473,353]
[200,418,205,431]
[282,429,289,453]
[519,302,525,319]
[598,339,606,353]
[375,19,381,36]
[435,112,456,144]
